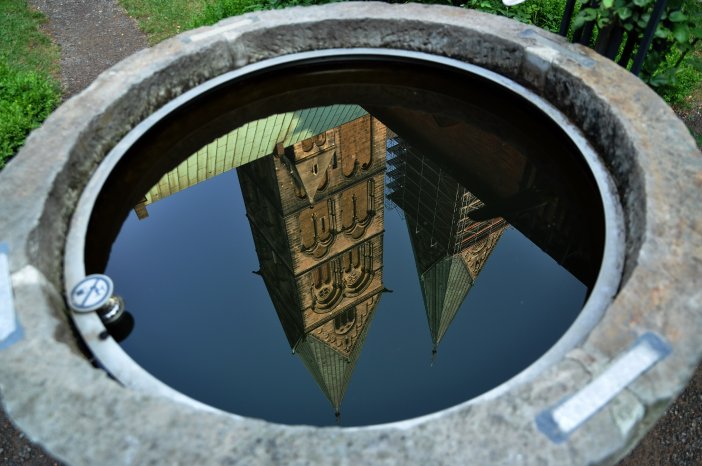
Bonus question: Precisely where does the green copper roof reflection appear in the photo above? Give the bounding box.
[421,254,474,347]
[294,309,377,414]
[145,105,367,205]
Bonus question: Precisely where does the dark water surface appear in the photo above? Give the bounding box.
[101,106,599,426]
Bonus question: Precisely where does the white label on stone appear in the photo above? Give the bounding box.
[0,243,18,344]
[536,332,671,443]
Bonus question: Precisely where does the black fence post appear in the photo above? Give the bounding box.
[630,0,668,75]
[559,0,578,36]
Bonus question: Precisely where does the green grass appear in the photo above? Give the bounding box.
[188,0,275,28]
[0,0,60,168]
[189,0,338,28]
[119,0,211,44]
[119,0,338,40]
[659,46,702,104]
[659,60,702,106]
[655,46,702,147]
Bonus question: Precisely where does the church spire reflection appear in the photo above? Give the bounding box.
[386,135,506,353]
[238,114,387,415]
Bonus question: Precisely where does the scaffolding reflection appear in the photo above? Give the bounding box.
[386,136,507,354]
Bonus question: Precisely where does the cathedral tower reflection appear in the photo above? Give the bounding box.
[386,136,507,354]
[238,115,387,416]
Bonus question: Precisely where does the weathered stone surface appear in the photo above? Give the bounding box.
[0,3,700,465]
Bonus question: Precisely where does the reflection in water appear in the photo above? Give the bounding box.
[106,103,598,424]
[238,115,387,416]
[368,106,601,286]
[133,105,367,219]
[386,136,507,355]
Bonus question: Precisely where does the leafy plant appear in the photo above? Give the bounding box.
[573,0,702,89]
[465,0,567,33]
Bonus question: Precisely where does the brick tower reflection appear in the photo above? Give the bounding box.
[386,136,507,355]
[238,115,387,417]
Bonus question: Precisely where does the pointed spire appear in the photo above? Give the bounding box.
[295,294,381,416]
[388,144,507,353]
[420,254,474,349]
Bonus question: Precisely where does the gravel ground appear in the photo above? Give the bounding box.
[619,365,702,465]
[29,0,148,99]
[1,1,700,464]
[0,409,62,466]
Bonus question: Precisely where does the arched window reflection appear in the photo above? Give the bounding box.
[334,307,356,335]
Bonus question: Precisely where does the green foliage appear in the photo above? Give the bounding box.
[465,0,567,33]
[0,60,60,168]
[247,0,338,8]
[656,48,702,104]
[0,0,60,168]
[573,0,702,90]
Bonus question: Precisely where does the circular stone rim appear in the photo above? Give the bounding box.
[0,4,700,465]
[63,47,625,422]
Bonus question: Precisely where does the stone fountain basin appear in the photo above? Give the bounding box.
[0,3,700,465]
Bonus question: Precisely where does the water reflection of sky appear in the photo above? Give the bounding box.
[105,168,586,427]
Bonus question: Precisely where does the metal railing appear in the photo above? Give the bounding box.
[558,0,669,75]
